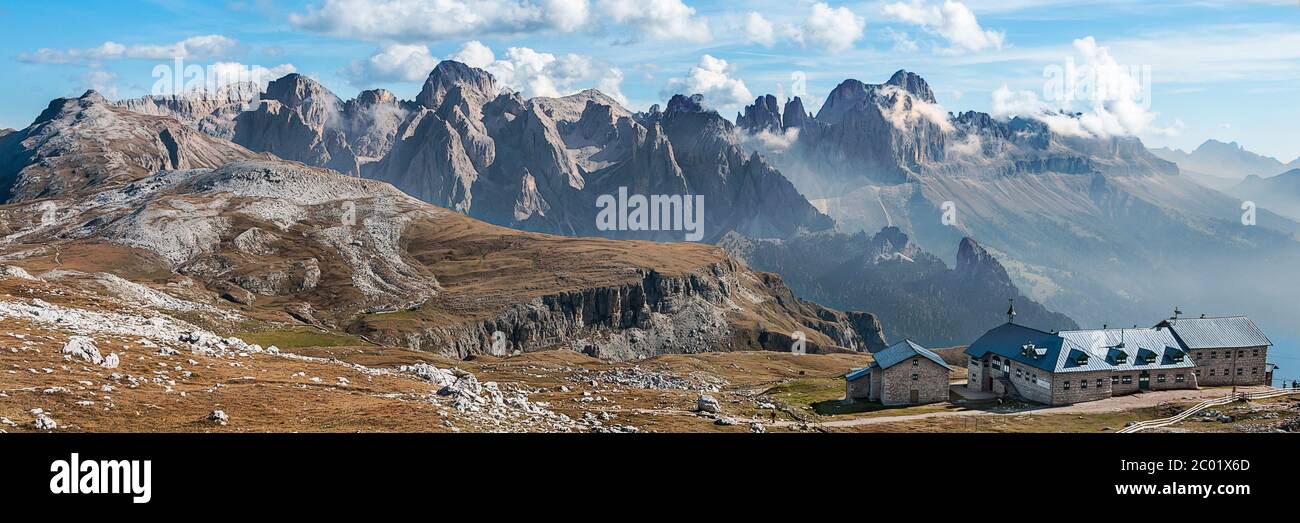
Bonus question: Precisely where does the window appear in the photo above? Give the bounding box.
[913,358,919,367]
[1111,376,1120,385]
[1122,375,1133,384]
[1063,381,1071,390]
[1210,351,1217,359]
[1157,374,1167,383]
[1114,353,1128,364]
[1195,351,1202,360]
[1144,353,1157,364]
[1237,368,1244,376]
[1081,380,1088,389]
[1253,349,1260,357]
[1238,350,1245,358]
[911,373,919,381]
[1176,374,1185,383]
[1209,368,1216,376]
[1097,378,1104,388]
[1252,367,1259,375]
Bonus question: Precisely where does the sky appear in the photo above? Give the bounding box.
[2,0,1299,160]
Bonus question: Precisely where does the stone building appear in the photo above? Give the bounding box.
[965,321,1200,406]
[845,340,951,406]
[1156,316,1274,387]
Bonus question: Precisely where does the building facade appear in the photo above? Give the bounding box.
[965,322,1199,406]
[1156,316,1274,387]
[846,340,951,406]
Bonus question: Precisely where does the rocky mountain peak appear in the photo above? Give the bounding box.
[737,94,783,132]
[416,60,498,110]
[665,94,708,114]
[885,70,936,104]
[955,237,1009,280]
[264,74,338,109]
[354,88,398,107]
[781,96,812,129]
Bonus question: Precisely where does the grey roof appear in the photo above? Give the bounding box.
[871,340,950,370]
[1057,328,1195,374]
[845,367,870,381]
[1160,316,1272,350]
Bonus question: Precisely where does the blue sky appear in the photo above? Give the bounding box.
[2,0,1299,160]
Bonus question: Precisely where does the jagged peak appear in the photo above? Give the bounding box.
[264,73,339,108]
[665,94,708,114]
[352,88,398,106]
[885,70,936,103]
[955,237,1008,279]
[417,60,498,109]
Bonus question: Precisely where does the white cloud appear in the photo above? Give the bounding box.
[788,3,866,53]
[742,12,776,47]
[81,69,119,98]
[740,127,801,152]
[291,0,705,43]
[291,0,591,42]
[475,44,627,104]
[345,44,440,85]
[21,35,240,64]
[662,54,754,109]
[990,37,1179,139]
[883,0,1004,53]
[597,0,711,43]
[450,41,497,69]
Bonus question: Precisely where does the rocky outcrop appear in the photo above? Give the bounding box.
[356,260,879,361]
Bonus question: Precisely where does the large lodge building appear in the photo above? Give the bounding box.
[965,309,1275,406]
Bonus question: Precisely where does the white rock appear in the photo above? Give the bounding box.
[207,410,229,425]
[696,395,722,414]
[62,336,103,365]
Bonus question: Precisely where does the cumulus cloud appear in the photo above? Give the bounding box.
[465,43,627,104]
[662,54,754,109]
[345,44,440,85]
[20,35,241,64]
[991,37,1179,138]
[740,127,801,152]
[787,2,866,53]
[883,0,1004,53]
[291,0,704,43]
[450,41,496,69]
[598,0,711,43]
[81,69,119,98]
[741,12,776,47]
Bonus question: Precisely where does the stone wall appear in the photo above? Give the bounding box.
[879,356,949,406]
[1005,359,1052,404]
[1051,370,1114,405]
[846,374,870,401]
[1189,346,1269,386]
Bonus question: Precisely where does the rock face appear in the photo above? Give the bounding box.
[117,82,263,140]
[233,74,359,175]
[720,228,1077,346]
[0,90,254,202]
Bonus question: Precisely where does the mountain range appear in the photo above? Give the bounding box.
[7,60,1294,351]
[0,85,885,361]
[733,71,1300,336]
[1151,139,1300,189]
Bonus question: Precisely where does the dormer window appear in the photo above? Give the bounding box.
[1076,354,1089,365]
[1145,353,1157,364]
[1114,352,1128,364]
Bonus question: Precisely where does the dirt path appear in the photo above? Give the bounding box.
[771,386,1278,429]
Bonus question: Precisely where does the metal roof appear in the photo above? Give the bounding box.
[872,339,950,370]
[966,323,1198,375]
[1057,328,1196,374]
[964,323,1065,373]
[845,367,870,381]
[1160,316,1273,350]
